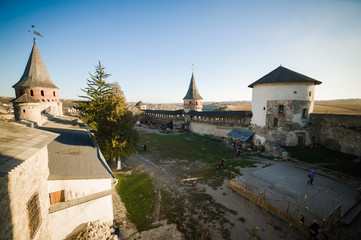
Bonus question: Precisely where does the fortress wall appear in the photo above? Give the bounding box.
[189,122,235,138]
[309,114,361,156]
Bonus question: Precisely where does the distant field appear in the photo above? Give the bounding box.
[313,102,361,115]
[227,104,252,111]
[228,102,361,115]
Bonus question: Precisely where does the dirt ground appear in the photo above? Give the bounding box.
[110,126,312,240]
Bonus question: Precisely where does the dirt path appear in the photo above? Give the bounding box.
[115,153,305,240]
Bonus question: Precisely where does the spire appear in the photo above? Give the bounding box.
[183,72,203,100]
[13,41,58,89]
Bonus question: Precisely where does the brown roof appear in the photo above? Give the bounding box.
[11,93,40,103]
[183,72,203,100]
[13,41,58,89]
[248,66,322,88]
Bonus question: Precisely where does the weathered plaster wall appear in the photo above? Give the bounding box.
[49,195,113,240]
[13,102,42,126]
[48,179,112,201]
[266,100,310,127]
[2,146,51,240]
[252,83,315,127]
[308,114,361,156]
[252,125,311,147]
[189,122,239,138]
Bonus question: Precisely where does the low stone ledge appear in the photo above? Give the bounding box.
[49,189,112,214]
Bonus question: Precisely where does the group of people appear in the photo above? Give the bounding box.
[233,141,242,156]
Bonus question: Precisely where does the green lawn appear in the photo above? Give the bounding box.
[115,172,154,231]
[139,131,256,188]
[283,146,360,178]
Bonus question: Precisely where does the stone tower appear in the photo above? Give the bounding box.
[248,66,322,146]
[183,72,203,112]
[12,40,62,126]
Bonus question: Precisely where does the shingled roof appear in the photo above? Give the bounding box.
[11,93,40,103]
[12,41,58,89]
[248,66,322,88]
[183,72,203,100]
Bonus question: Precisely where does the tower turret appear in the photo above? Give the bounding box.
[183,72,203,112]
[12,40,62,123]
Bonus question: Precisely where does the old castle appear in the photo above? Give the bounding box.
[142,67,361,157]
[1,39,360,240]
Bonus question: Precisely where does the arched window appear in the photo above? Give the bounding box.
[30,90,34,96]
[41,90,44,97]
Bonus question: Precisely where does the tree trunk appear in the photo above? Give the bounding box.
[117,158,122,170]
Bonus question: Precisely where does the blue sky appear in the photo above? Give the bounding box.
[1,0,360,103]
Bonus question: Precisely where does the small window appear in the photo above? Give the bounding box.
[309,91,311,97]
[41,90,44,97]
[294,91,297,94]
[302,108,307,119]
[23,109,26,113]
[278,105,284,114]
[49,190,65,205]
[189,101,192,106]
[30,90,34,96]
[53,91,56,97]
[263,107,265,110]
[27,192,42,239]
[196,102,198,105]
[273,118,278,127]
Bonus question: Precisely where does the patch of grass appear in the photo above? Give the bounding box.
[283,146,360,178]
[115,171,154,231]
[139,131,257,188]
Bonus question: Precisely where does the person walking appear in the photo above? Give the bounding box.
[307,170,315,185]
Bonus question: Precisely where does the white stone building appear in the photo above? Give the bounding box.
[248,66,322,146]
[1,40,115,240]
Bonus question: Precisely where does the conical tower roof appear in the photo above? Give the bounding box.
[183,72,203,100]
[13,41,58,89]
[248,66,322,88]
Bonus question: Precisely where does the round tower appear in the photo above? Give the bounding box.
[12,40,62,117]
[249,66,322,128]
[12,94,42,126]
[183,72,203,112]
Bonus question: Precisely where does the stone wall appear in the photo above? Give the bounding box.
[308,114,361,156]
[1,146,51,240]
[189,122,237,138]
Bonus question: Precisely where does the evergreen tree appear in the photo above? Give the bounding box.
[77,62,139,162]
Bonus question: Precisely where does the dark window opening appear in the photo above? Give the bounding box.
[41,90,44,97]
[27,192,41,239]
[53,91,56,97]
[23,109,26,113]
[30,90,33,96]
[309,91,312,97]
[196,102,198,105]
[302,108,307,119]
[278,105,284,114]
[263,107,265,110]
[294,91,297,94]
[273,118,278,127]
